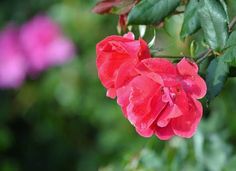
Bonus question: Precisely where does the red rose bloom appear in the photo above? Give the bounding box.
[96,32,151,98]
[116,58,206,140]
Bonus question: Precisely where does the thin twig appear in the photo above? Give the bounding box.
[153,49,212,63]
[196,49,211,58]
[173,11,184,15]
[196,49,212,64]
[229,16,236,32]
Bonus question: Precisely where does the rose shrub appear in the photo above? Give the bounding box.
[96,32,207,140]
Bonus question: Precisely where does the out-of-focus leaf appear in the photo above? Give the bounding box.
[204,135,231,171]
[206,57,229,100]
[180,0,200,39]
[140,148,162,170]
[128,0,180,25]
[223,155,236,171]
[198,0,228,51]
[193,130,204,164]
[0,128,12,151]
[92,0,137,15]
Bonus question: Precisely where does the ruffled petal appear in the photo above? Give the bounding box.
[138,38,151,60]
[154,124,175,140]
[97,52,131,88]
[181,75,207,99]
[136,126,154,137]
[123,32,135,40]
[137,58,177,75]
[157,104,182,127]
[116,84,131,117]
[177,58,198,76]
[171,98,203,138]
[106,88,116,99]
[115,61,138,88]
[126,76,158,125]
[136,90,167,129]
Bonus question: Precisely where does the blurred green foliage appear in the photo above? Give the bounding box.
[1,0,236,171]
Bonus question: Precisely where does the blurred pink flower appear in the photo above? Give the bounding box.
[20,15,75,73]
[0,26,26,88]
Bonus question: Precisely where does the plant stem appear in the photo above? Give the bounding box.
[154,55,191,59]
[173,11,184,15]
[196,49,210,58]
[154,49,212,64]
[196,49,212,64]
[229,16,236,32]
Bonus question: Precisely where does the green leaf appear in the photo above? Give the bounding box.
[221,31,236,66]
[198,0,228,51]
[222,47,236,67]
[128,0,180,25]
[180,0,200,39]
[226,30,236,48]
[218,0,230,24]
[206,57,229,100]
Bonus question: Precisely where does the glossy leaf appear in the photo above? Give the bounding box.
[222,48,236,67]
[206,57,229,100]
[225,30,236,48]
[222,31,236,66]
[128,0,180,25]
[180,0,200,39]
[198,0,228,51]
[218,0,230,23]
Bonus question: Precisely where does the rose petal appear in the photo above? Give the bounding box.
[117,85,131,117]
[126,76,158,125]
[123,32,135,40]
[97,52,131,88]
[106,88,116,99]
[171,98,203,138]
[138,58,177,75]
[137,90,167,129]
[136,126,154,137]
[181,75,207,99]
[138,38,151,60]
[177,58,198,76]
[154,124,175,140]
[115,62,138,88]
[157,104,182,127]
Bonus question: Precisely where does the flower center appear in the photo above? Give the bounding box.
[162,87,176,106]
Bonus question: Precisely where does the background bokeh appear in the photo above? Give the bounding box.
[1,0,236,171]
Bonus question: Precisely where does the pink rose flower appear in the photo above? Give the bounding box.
[19,15,75,73]
[96,32,151,98]
[0,26,26,88]
[117,58,207,140]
